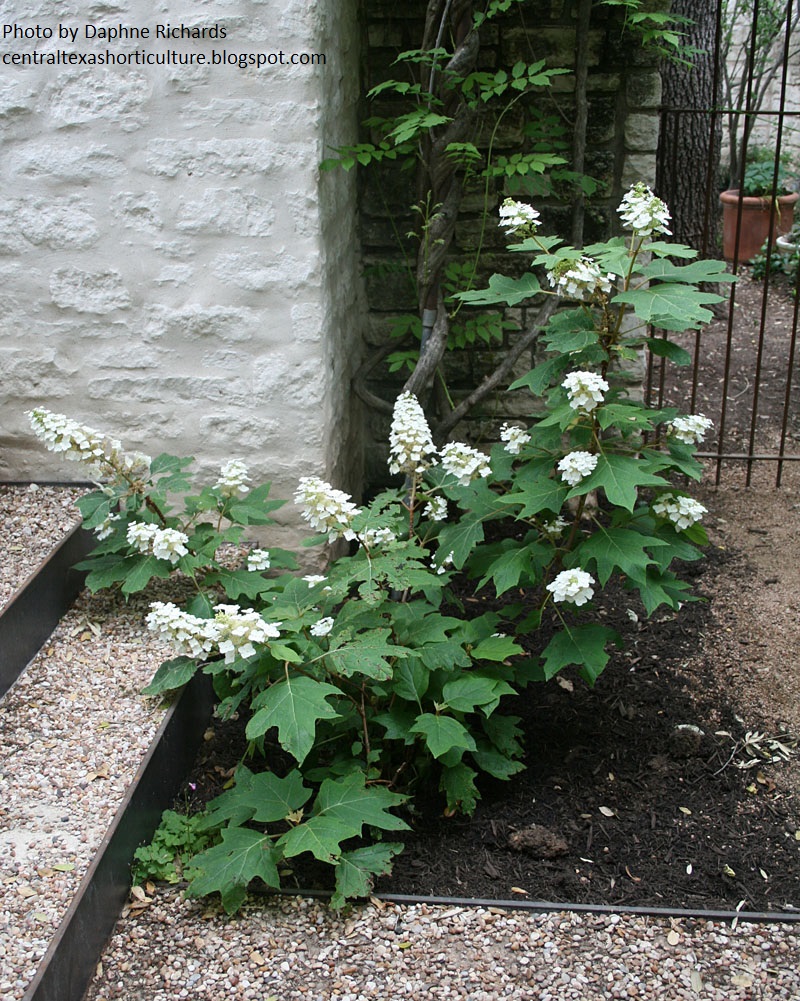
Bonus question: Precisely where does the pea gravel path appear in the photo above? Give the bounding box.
[0,586,173,1001]
[0,484,84,608]
[83,893,799,1000]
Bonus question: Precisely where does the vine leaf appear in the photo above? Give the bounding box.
[246,676,342,764]
[540,624,621,686]
[188,828,281,914]
[410,713,478,758]
[332,843,405,909]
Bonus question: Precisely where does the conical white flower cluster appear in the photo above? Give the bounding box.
[667,414,713,445]
[617,183,671,237]
[546,569,595,605]
[547,257,614,301]
[215,459,251,498]
[389,392,438,475]
[146,601,281,663]
[498,197,541,238]
[126,522,189,564]
[562,371,609,412]
[557,450,598,487]
[652,493,707,531]
[294,476,361,542]
[439,442,491,486]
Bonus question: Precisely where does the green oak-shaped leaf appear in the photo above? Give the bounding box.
[440,761,480,814]
[142,656,198,696]
[246,676,342,764]
[567,453,668,511]
[277,815,356,863]
[313,772,409,833]
[540,623,621,686]
[410,713,478,759]
[575,527,669,586]
[202,767,312,829]
[187,827,281,913]
[390,657,430,704]
[454,271,541,307]
[325,628,409,681]
[331,843,404,909]
[470,634,524,663]
[613,284,724,331]
[442,674,515,715]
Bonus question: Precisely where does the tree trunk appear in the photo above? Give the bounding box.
[655,0,722,256]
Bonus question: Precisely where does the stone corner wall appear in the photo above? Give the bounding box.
[0,0,365,536]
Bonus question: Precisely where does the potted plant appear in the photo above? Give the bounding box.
[720,151,799,261]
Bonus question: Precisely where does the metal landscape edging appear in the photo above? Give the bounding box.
[22,672,216,1001]
[0,523,94,698]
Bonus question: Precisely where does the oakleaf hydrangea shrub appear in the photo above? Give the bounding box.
[26,185,729,912]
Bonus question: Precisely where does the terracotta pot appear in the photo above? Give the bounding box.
[720,189,799,262]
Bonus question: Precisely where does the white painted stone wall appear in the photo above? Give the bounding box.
[0,0,365,525]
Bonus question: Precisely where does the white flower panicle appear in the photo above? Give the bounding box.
[547,257,614,301]
[425,496,448,522]
[213,604,281,663]
[127,522,189,565]
[215,459,251,498]
[389,392,438,476]
[294,476,361,542]
[542,515,568,537]
[617,182,672,237]
[94,513,120,540]
[439,442,491,486]
[557,450,599,487]
[147,602,282,664]
[359,526,398,548]
[145,601,219,659]
[667,414,713,445]
[431,550,455,575]
[652,493,707,531]
[546,568,595,606]
[246,548,271,571]
[151,528,190,564]
[126,522,159,551]
[498,197,541,238]
[310,616,335,637]
[562,371,609,412]
[28,407,151,480]
[303,574,328,587]
[500,423,531,455]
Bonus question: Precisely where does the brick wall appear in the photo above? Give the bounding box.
[358,0,661,485]
[0,0,366,524]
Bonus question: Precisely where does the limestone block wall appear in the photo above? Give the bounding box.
[0,0,365,519]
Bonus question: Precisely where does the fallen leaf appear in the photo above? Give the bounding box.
[624,866,641,883]
[686,863,693,875]
[398,941,412,950]
[678,806,692,815]
[722,864,736,877]
[599,806,616,818]
[130,885,150,903]
[667,930,680,946]
[690,969,704,993]
[511,886,529,895]
[731,973,753,988]
[249,951,265,967]
[51,863,75,873]
[17,885,37,898]
[86,763,110,782]
[556,677,574,692]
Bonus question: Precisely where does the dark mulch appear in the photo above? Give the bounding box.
[180,543,799,915]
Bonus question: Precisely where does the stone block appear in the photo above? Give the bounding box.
[46,70,149,130]
[17,197,99,250]
[627,71,662,109]
[145,138,286,179]
[11,141,125,180]
[111,192,163,233]
[50,267,131,313]
[625,112,659,153]
[176,188,275,237]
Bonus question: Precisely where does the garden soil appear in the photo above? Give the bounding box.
[182,274,800,916]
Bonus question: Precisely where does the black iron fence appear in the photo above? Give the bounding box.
[648,0,800,486]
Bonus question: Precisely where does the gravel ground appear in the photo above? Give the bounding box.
[83,893,800,1001]
[0,587,173,1001]
[0,484,85,608]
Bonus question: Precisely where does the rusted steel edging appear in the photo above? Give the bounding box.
[22,672,216,1001]
[0,523,94,699]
